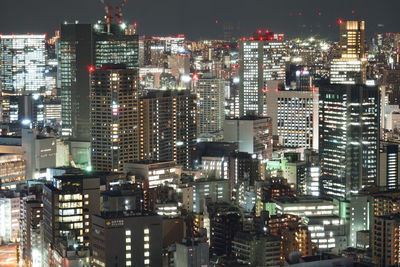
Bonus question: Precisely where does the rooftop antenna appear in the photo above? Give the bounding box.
[100,0,127,33]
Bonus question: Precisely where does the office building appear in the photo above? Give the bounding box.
[7,94,45,126]
[0,129,56,181]
[92,212,163,267]
[239,31,286,116]
[232,232,281,267]
[379,142,400,188]
[139,90,197,168]
[349,195,369,248]
[0,34,46,93]
[0,195,21,243]
[272,196,337,217]
[224,116,272,160]
[42,174,100,265]
[101,182,144,213]
[0,154,26,187]
[339,21,365,59]
[60,22,139,141]
[90,65,139,172]
[330,58,366,85]
[264,82,319,149]
[59,24,93,140]
[306,216,347,251]
[195,77,225,136]
[174,239,209,267]
[93,22,139,69]
[330,20,366,85]
[319,82,379,199]
[297,149,320,197]
[124,161,182,188]
[190,178,231,213]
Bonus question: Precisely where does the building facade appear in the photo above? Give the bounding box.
[90,65,139,172]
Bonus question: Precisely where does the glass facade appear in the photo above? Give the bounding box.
[0,35,46,93]
[319,83,379,199]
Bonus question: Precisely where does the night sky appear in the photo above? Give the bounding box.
[1,0,400,40]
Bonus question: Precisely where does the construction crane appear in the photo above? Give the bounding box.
[100,0,127,32]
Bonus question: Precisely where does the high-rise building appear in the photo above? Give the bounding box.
[348,195,369,248]
[139,90,197,168]
[372,214,400,267]
[330,21,367,85]
[195,77,225,136]
[42,174,100,265]
[59,24,93,140]
[90,65,139,172]
[224,116,273,160]
[0,195,21,243]
[92,212,163,267]
[21,200,43,266]
[264,80,319,149]
[239,31,286,116]
[0,34,46,94]
[379,142,400,189]
[206,203,242,256]
[191,178,231,213]
[93,23,139,69]
[330,58,366,85]
[339,21,365,59]
[319,82,379,199]
[60,22,139,141]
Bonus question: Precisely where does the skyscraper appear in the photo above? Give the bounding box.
[195,77,225,136]
[93,22,139,69]
[264,81,319,149]
[330,20,367,85]
[0,34,46,94]
[60,22,139,141]
[239,31,286,116]
[90,65,139,172]
[139,90,197,169]
[59,24,93,140]
[339,21,365,59]
[319,82,379,199]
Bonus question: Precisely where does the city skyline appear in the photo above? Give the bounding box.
[1,0,400,39]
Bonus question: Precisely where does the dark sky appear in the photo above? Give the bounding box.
[1,0,399,40]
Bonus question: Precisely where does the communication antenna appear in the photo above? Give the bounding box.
[100,0,127,32]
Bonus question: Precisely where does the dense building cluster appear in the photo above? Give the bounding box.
[1,5,400,267]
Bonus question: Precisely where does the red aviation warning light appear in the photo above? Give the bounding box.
[338,19,343,25]
[88,66,95,73]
